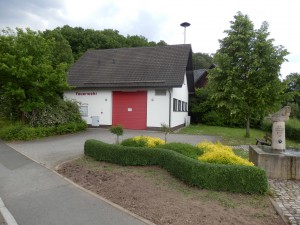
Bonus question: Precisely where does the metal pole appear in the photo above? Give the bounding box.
[180,22,190,44]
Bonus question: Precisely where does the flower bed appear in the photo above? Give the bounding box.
[84,139,268,194]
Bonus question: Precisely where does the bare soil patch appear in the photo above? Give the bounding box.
[57,157,283,225]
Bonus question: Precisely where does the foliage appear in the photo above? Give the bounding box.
[158,142,204,159]
[286,119,300,143]
[189,88,246,127]
[109,125,124,144]
[283,73,300,120]
[56,25,167,60]
[192,52,213,70]
[161,123,171,143]
[0,121,87,141]
[0,28,70,122]
[121,136,165,148]
[197,141,253,166]
[28,99,82,127]
[261,118,300,143]
[196,141,233,153]
[84,139,268,194]
[42,29,74,68]
[208,12,289,137]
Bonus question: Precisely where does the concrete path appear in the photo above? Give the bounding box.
[7,128,219,169]
[1,128,219,225]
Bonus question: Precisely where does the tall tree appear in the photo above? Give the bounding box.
[0,28,69,123]
[208,12,288,137]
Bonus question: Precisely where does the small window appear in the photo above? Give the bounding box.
[173,98,177,111]
[182,102,185,111]
[79,106,88,117]
[155,89,166,96]
[178,100,182,111]
[185,102,188,112]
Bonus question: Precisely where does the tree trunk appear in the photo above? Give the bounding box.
[245,117,250,138]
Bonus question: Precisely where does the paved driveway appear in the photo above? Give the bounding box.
[7,128,220,169]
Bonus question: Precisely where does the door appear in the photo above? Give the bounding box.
[112,91,147,130]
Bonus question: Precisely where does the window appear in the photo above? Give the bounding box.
[185,102,188,112]
[182,102,185,111]
[173,98,177,111]
[79,106,88,117]
[178,100,182,111]
[155,89,166,96]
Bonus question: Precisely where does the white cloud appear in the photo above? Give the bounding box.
[0,0,299,75]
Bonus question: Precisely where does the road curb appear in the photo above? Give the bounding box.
[269,197,289,225]
[0,197,18,225]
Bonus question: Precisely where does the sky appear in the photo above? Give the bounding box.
[0,0,299,77]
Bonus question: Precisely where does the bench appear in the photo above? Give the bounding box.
[256,133,272,146]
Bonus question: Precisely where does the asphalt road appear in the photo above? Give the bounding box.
[7,128,219,169]
[0,128,219,225]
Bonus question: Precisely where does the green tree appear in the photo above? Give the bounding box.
[0,28,69,123]
[42,29,74,68]
[283,73,300,119]
[193,52,213,69]
[57,26,165,60]
[126,35,154,47]
[208,12,288,137]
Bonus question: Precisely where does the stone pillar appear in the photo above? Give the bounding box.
[268,106,291,152]
[272,121,285,151]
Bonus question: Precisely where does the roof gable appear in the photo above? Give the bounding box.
[68,44,193,90]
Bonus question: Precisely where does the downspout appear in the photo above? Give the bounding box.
[168,89,172,128]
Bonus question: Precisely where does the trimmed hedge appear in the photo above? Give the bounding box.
[84,139,268,194]
[158,142,204,159]
[0,121,87,141]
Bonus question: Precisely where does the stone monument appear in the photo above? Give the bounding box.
[268,106,291,152]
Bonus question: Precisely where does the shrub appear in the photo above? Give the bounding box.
[110,125,124,144]
[161,123,171,143]
[202,111,225,126]
[84,139,268,194]
[199,151,254,166]
[158,142,204,159]
[196,141,254,166]
[121,136,165,148]
[196,141,233,153]
[0,121,87,141]
[286,118,300,142]
[261,118,300,142]
[28,99,83,127]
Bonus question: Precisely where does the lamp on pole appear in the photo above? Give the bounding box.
[180,22,190,44]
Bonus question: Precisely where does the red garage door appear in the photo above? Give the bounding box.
[112,91,147,130]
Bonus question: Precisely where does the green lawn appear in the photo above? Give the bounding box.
[178,124,300,149]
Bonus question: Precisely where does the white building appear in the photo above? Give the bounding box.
[64,44,194,130]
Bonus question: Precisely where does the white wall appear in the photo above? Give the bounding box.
[64,75,189,129]
[171,74,189,127]
[64,90,112,125]
[147,89,170,127]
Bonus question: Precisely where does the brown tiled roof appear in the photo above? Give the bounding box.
[67,44,194,92]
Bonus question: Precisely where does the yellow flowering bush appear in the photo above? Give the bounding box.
[196,141,233,153]
[197,141,254,166]
[131,136,165,148]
